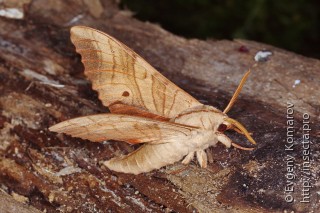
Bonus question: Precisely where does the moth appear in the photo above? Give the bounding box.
[49,26,256,175]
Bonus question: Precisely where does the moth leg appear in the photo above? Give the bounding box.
[216,133,232,148]
[231,142,255,151]
[196,150,208,168]
[206,149,214,164]
[182,152,194,164]
[216,132,254,151]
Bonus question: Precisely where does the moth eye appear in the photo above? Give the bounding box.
[218,124,227,132]
[122,91,130,97]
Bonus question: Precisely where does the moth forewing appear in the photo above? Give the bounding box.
[69,26,202,119]
[49,26,257,175]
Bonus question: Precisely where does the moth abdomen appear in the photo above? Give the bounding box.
[104,141,189,174]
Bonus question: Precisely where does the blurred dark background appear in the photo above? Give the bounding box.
[120,0,319,58]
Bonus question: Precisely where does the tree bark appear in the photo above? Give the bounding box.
[0,0,319,212]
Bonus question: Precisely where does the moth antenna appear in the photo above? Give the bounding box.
[223,69,251,114]
[225,117,256,145]
[231,142,254,151]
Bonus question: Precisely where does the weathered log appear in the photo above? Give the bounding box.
[0,0,319,212]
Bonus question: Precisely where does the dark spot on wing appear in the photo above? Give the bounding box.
[122,91,130,97]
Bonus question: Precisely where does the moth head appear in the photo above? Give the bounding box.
[215,70,257,150]
[216,117,256,150]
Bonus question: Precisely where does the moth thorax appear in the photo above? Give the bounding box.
[172,105,226,130]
